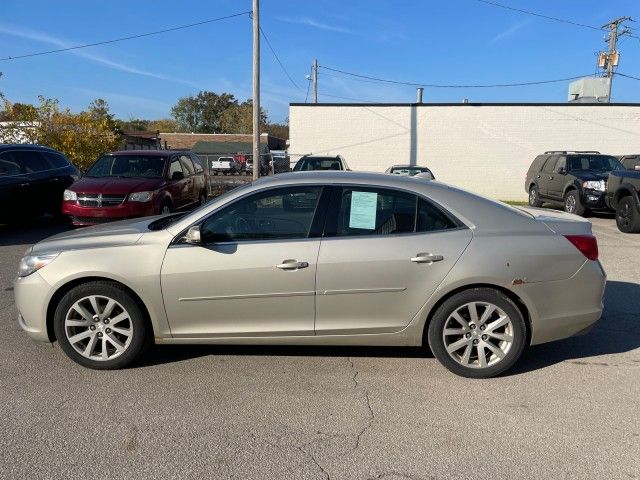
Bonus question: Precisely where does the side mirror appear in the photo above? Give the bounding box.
[635,165,640,171]
[171,171,184,181]
[184,225,201,245]
[557,167,567,175]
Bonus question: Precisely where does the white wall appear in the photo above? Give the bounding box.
[289,104,640,200]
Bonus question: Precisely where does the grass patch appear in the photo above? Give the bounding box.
[500,200,528,206]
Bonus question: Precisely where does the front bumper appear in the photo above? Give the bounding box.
[62,200,157,226]
[524,259,607,345]
[14,272,53,342]
[582,189,610,210]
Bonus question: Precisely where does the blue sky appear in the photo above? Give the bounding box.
[1,0,639,124]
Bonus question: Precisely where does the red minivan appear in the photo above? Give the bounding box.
[62,150,208,226]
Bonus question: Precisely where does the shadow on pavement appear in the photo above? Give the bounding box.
[0,216,71,247]
[139,280,639,373]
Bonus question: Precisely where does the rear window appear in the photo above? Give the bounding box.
[294,157,342,171]
[43,152,70,169]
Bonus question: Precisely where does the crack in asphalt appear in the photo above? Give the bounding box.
[296,446,330,480]
[368,471,436,480]
[348,356,375,451]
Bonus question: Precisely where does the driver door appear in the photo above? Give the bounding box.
[160,186,327,338]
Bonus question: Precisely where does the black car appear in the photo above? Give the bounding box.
[0,144,79,223]
[524,150,624,216]
[606,168,640,233]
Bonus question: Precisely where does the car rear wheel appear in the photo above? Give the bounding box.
[564,190,586,216]
[427,288,527,378]
[528,185,542,207]
[160,201,171,215]
[53,281,150,369]
[616,196,640,233]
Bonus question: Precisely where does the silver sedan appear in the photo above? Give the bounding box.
[14,172,606,378]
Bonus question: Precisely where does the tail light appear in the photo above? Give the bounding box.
[564,235,598,261]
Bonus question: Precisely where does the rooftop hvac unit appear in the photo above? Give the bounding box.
[568,77,610,103]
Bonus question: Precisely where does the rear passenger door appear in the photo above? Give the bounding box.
[538,156,558,197]
[314,186,472,335]
[547,155,567,199]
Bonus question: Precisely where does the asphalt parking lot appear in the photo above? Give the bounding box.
[0,215,638,480]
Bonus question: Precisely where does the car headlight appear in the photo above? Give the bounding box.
[128,191,153,202]
[18,253,59,278]
[63,189,77,201]
[583,180,606,192]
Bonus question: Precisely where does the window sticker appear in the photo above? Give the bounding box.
[349,191,378,229]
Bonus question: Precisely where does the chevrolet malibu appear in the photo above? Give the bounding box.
[15,172,606,378]
[62,150,208,226]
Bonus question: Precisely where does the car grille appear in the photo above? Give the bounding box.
[70,216,119,224]
[77,193,125,207]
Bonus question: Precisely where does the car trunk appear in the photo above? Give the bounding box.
[516,207,593,236]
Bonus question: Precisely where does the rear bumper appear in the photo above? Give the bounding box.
[524,260,607,345]
[62,201,158,226]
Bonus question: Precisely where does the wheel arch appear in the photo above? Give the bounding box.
[45,276,154,343]
[422,283,532,347]
[614,184,640,211]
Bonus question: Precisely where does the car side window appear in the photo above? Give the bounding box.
[169,157,183,178]
[333,187,417,236]
[42,152,70,169]
[555,156,566,172]
[200,186,323,243]
[541,156,558,173]
[416,198,458,232]
[0,152,22,176]
[11,150,50,173]
[190,154,204,173]
[179,155,194,176]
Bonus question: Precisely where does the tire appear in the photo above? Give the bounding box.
[53,281,150,369]
[427,288,527,379]
[616,196,640,233]
[564,190,586,216]
[160,201,171,215]
[528,185,542,207]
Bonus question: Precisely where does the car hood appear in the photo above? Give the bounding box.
[28,216,162,255]
[70,176,165,195]
[570,171,610,182]
[516,207,593,235]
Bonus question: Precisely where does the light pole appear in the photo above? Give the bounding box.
[252,0,260,180]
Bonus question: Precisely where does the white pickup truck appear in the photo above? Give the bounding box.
[210,156,240,175]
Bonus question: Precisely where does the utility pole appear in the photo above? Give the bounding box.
[601,16,633,103]
[313,59,318,103]
[252,0,260,180]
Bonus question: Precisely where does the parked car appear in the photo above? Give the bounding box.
[293,155,350,171]
[210,156,241,175]
[16,171,605,378]
[245,154,271,176]
[385,165,435,179]
[271,150,291,174]
[62,150,207,226]
[619,154,640,171]
[0,144,79,223]
[525,150,625,216]
[605,168,640,233]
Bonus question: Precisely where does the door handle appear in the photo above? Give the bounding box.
[536,175,541,178]
[19,183,30,187]
[548,176,554,180]
[276,260,309,270]
[411,253,444,263]
[49,177,59,182]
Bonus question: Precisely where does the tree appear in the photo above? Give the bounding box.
[219,100,267,134]
[1,96,120,170]
[264,119,289,141]
[117,118,150,132]
[146,118,179,132]
[170,91,237,133]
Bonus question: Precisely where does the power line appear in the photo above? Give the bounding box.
[259,26,301,90]
[474,0,639,39]
[0,11,251,61]
[616,72,640,81]
[319,65,590,88]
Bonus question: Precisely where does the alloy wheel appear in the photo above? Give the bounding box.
[64,295,133,361]
[565,195,576,213]
[442,302,514,369]
[618,202,631,228]
[161,204,171,215]
[529,188,537,205]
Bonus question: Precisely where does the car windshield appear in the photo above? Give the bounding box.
[566,155,624,173]
[293,158,342,171]
[391,167,429,176]
[85,155,167,178]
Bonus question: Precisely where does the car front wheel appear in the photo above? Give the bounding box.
[428,288,527,378]
[564,190,586,216]
[53,281,150,369]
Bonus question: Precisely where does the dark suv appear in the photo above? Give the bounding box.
[525,151,624,216]
[0,144,79,223]
[292,155,350,171]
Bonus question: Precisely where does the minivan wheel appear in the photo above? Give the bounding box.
[53,281,150,369]
[428,288,527,378]
[564,190,586,216]
[616,196,640,233]
[528,185,542,207]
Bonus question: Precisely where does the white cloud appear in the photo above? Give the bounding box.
[491,20,529,42]
[0,24,201,88]
[276,16,354,34]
